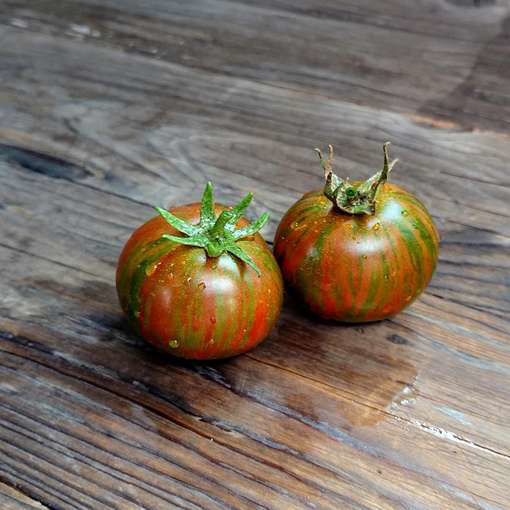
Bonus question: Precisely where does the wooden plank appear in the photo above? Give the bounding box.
[3,0,510,131]
[0,482,48,510]
[0,23,508,228]
[1,159,509,508]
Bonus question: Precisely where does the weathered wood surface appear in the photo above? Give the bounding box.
[0,481,48,509]
[0,0,509,508]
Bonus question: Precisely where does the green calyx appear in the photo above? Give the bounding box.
[155,182,269,276]
[316,142,399,215]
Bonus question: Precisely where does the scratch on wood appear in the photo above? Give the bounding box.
[394,415,510,460]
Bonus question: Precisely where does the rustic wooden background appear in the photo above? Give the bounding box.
[1,0,509,508]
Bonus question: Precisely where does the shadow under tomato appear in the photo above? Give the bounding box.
[249,290,418,428]
[90,278,416,432]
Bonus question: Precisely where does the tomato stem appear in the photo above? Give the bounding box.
[155,183,268,275]
[316,142,398,215]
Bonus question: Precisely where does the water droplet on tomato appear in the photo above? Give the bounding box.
[145,264,157,276]
[198,281,206,290]
[401,210,408,216]
[208,338,215,345]
[292,222,299,229]
[186,277,192,284]
[384,274,389,280]
[169,339,179,348]
[362,255,368,260]
[373,223,380,231]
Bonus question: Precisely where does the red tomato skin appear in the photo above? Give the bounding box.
[117,204,283,359]
[274,184,439,322]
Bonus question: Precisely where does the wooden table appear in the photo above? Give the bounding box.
[1,1,509,508]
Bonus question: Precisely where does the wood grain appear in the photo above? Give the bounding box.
[0,0,509,508]
[0,482,48,509]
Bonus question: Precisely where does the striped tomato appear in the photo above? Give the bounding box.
[274,143,439,322]
[117,183,283,359]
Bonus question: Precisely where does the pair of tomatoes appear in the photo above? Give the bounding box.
[117,143,439,359]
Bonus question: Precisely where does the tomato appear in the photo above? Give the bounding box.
[117,183,283,359]
[274,143,439,322]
